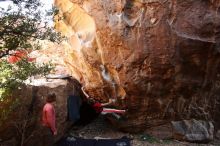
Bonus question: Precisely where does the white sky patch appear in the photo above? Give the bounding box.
[0,0,53,10]
[40,0,53,9]
[0,1,13,7]
[0,0,54,25]
[39,0,54,26]
[0,1,17,11]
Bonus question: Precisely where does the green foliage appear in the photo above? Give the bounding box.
[0,59,54,89]
[0,1,60,57]
[0,0,59,128]
[0,0,58,95]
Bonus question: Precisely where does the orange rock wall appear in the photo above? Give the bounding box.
[54,0,220,132]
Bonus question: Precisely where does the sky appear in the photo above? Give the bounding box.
[0,0,53,12]
[0,1,14,8]
[0,0,54,25]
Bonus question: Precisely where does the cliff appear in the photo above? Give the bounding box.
[54,0,220,132]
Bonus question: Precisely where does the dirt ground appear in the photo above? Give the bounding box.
[68,116,220,146]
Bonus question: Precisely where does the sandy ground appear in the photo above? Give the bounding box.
[67,116,220,146]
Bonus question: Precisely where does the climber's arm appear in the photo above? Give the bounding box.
[101,98,116,107]
[81,86,90,99]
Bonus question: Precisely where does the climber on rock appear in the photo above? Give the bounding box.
[81,86,126,119]
[82,86,116,105]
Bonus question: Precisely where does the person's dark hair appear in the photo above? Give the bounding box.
[87,98,95,105]
[46,93,56,103]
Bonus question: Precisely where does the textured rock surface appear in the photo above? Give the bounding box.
[171,119,214,142]
[0,78,81,146]
[216,130,220,139]
[54,0,220,132]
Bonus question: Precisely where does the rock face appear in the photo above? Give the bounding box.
[171,119,214,142]
[0,78,81,146]
[216,130,220,139]
[54,0,220,132]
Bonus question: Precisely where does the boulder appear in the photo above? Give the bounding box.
[51,0,220,132]
[171,119,214,142]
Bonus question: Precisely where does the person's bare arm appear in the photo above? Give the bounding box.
[81,86,90,99]
[101,99,116,107]
[101,101,111,107]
